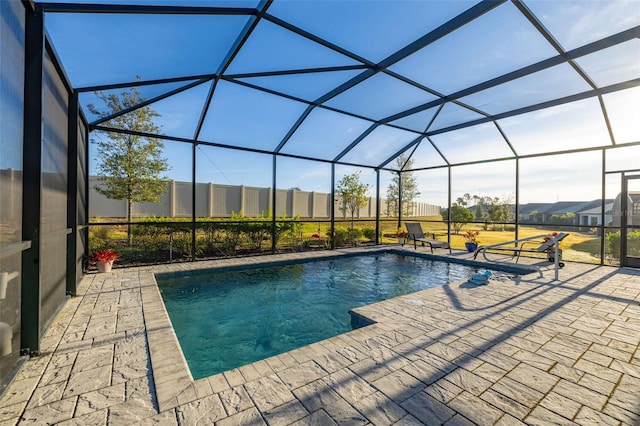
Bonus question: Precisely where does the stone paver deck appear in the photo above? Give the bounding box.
[1,246,639,425]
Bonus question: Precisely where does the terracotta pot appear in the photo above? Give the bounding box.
[96,260,113,273]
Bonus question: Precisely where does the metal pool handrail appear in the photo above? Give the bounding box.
[474,233,565,281]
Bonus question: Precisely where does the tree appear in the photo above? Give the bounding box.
[549,212,576,225]
[386,154,420,217]
[442,203,473,234]
[88,85,170,244]
[336,171,370,229]
[486,196,512,230]
[468,195,513,230]
[456,193,472,207]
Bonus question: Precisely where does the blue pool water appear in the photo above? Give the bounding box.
[158,253,499,379]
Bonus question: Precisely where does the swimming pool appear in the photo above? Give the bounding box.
[158,252,510,379]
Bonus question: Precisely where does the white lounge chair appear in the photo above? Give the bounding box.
[473,232,569,267]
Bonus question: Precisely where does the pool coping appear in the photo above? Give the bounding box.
[142,246,537,412]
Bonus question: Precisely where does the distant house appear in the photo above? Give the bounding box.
[518,203,549,222]
[576,201,614,227]
[518,199,613,226]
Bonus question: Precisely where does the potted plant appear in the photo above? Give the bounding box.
[396,228,409,245]
[91,249,119,273]
[463,230,480,252]
[306,232,328,249]
[543,232,563,262]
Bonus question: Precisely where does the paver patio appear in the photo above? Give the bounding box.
[1,247,639,425]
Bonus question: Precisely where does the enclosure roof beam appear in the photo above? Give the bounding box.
[273,0,503,156]
[40,3,256,15]
[264,13,376,67]
[333,124,379,163]
[76,73,216,93]
[225,65,367,79]
[377,135,423,170]
[512,0,598,91]
[425,78,640,138]
[407,140,640,173]
[192,0,271,141]
[382,26,640,124]
[91,125,399,173]
[88,77,213,127]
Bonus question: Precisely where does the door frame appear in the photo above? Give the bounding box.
[621,174,640,267]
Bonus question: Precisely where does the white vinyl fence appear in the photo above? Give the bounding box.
[85,176,441,219]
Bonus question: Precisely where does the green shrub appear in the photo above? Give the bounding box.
[91,225,110,240]
[333,226,363,247]
[348,227,363,243]
[242,221,271,250]
[171,231,194,258]
[89,236,107,254]
[333,226,350,247]
[607,231,620,259]
[275,215,302,247]
[89,213,308,264]
[606,230,640,259]
[134,233,166,252]
[217,222,242,254]
[362,227,378,241]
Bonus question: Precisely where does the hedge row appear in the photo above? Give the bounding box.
[89,217,380,266]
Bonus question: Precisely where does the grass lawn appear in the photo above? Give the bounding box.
[413,220,602,264]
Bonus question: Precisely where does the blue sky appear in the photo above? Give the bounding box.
[36,0,640,205]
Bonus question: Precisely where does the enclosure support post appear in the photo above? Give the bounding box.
[83,122,90,262]
[397,171,403,230]
[66,92,79,296]
[620,173,627,264]
[515,158,520,243]
[191,143,197,261]
[446,166,452,243]
[330,164,335,250]
[271,155,277,253]
[600,149,606,265]
[375,169,380,245]
[21,3,45,356]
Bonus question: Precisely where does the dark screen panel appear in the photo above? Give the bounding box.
[40,49,69,330]
[76,120,88,278]
[0,0,25,384]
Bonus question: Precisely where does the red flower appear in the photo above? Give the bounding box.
[91,249,119,262]
[311,233,321,238]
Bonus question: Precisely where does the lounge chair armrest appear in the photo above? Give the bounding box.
[519,240,541,249]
